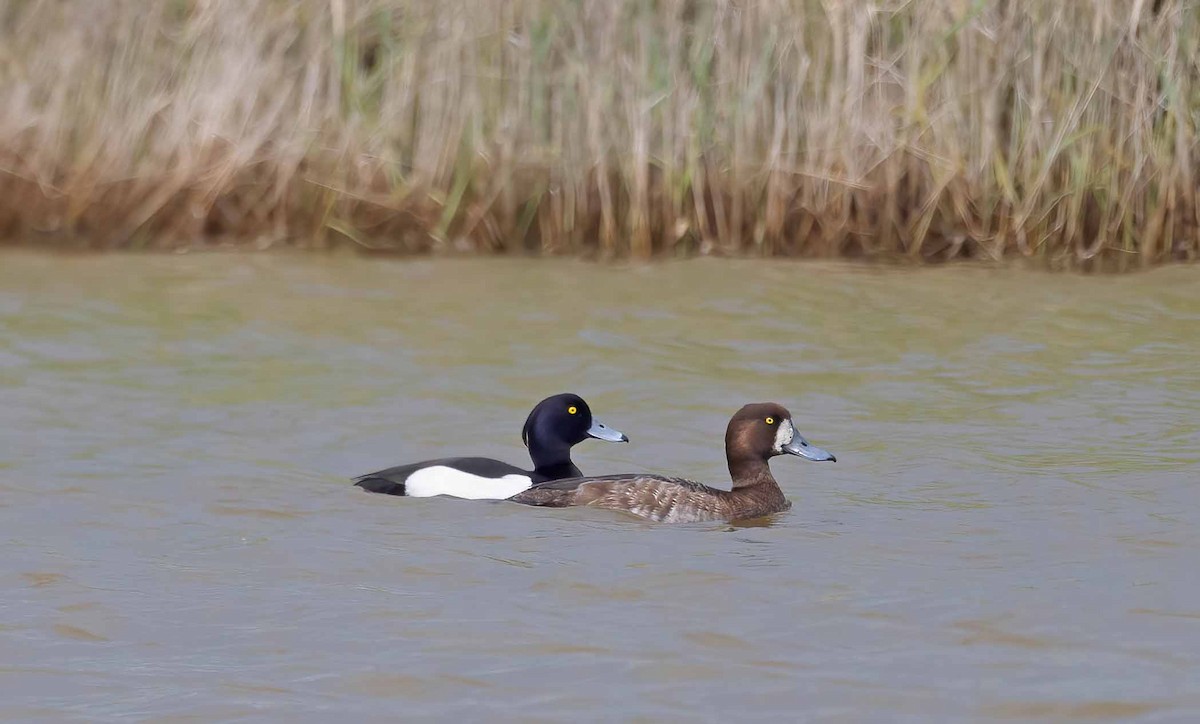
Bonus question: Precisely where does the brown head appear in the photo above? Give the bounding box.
[724,402,836,487]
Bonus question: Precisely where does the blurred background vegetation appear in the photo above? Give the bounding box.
[0,0,1196,267]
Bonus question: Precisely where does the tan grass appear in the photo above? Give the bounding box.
[0,0,1196,267]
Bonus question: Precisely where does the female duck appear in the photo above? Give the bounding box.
[354,393,628,499]
[508,402,834,522]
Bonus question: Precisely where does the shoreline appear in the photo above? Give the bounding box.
[2,242,1191,277]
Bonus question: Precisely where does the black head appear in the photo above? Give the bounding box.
[521,393,628,473]
[725,402,836,475]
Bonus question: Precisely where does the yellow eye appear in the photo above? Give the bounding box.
[765,417,774,425]
[568,406,578,415]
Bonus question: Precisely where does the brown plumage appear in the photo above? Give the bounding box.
[508,402,836,523]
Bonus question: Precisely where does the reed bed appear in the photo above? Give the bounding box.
[0,0,1196,267]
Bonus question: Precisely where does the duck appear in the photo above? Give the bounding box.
[353,393,628,499]
[507,402,834,522]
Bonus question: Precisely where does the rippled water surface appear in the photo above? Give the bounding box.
[2,252,1198,722]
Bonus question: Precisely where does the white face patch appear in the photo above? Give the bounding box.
[404,466,533,499]
[772,418,795,453]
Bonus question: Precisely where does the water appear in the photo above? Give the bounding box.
[1,251,1198,722]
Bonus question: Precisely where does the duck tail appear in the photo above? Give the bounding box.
[354,476,407,496]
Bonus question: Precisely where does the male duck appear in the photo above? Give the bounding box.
[508,402,834,522]
[354,393,628,499]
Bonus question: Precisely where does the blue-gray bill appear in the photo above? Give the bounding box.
[782,434,836,462]
[588,419,629,443]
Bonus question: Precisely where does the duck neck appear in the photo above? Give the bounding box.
[727,457,778,490]
[529,443,581,479]
[726,457,788,514]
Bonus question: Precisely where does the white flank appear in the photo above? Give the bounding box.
[404,466,533,499]
[773,419,795,453]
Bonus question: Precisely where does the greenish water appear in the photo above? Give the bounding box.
[1,252,1198,721]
